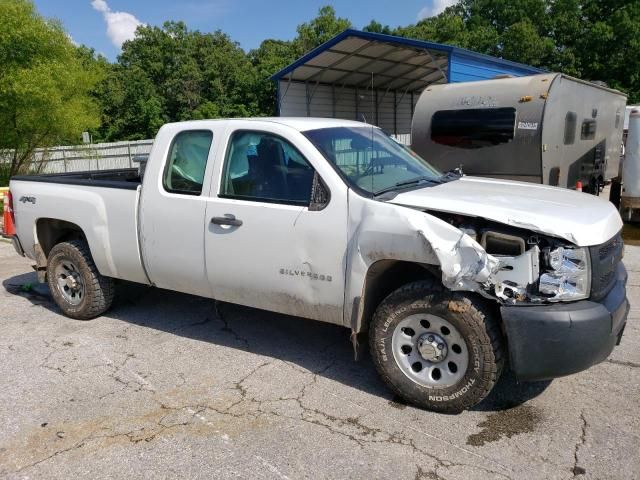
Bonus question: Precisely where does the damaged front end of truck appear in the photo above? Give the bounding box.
[423,210,593,306]
[347,194,612,338]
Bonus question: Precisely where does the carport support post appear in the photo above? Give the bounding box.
[305,82,311,117]
[393,90,397,135]
[127,143,133,168]
[331,84,336,117]
[375,89,379,125]
[355,87,359,121]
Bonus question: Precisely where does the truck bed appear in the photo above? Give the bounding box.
[12,168,141,190]
[9,168,148,285]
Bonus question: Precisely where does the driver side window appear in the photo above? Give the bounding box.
[220,130,315,205]
[163,130,213,195]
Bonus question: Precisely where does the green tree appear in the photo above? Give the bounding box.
[387,0,640,101]
[363,20,392,35]
[249,6,352,116]
[0,0,102,177]
[250,39,299,115]
[95,21,261,141]
[294,6,352,54]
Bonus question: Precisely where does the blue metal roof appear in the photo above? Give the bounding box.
[271,29,543,88]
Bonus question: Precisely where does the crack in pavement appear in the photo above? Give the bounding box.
[414,465,443,480]
[282,359,513,476]
[16,329,514,479]
[38,340,70,375]
[250,360,512,479]
[571,412,588,476]
[606,358,640,369]
[214,301,250,350]
[12,429,98,474]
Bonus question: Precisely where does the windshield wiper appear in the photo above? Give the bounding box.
[373,176,441,197]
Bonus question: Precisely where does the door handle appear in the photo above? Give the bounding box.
[211,215,243,227]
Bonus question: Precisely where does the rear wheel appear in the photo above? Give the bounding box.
[47,240,115,320]
[369,280,504,413]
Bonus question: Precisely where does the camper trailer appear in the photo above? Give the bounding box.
[411,73,627,194]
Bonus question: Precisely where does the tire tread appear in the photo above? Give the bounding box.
[369,280,504,413]
[47,240,115,320]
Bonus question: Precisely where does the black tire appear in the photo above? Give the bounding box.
[369,280,504,413]
[46,240,115,320]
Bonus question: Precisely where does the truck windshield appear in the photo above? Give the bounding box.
[303,126,442,196]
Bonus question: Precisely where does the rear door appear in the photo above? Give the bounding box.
[204,122,348,326]
[139,123,224,297]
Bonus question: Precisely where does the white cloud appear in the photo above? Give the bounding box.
[66,33,78,46]
[91,0,144,49]
[417,0,458,20]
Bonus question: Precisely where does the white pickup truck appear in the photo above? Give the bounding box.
[4,118,629,413]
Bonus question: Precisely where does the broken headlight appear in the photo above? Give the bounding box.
[539,247,591,301]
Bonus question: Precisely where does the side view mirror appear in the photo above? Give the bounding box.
[309,171,330,211]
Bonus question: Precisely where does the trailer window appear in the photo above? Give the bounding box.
[163,130,213,195]
[564,112,577,145]
[431,108,516,149]
[581,119,597,140]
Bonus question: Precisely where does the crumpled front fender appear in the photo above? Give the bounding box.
[345,193,501,331]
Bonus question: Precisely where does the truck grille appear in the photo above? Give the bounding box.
[589,231,623,301]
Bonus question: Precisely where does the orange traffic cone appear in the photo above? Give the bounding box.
[575,180,583,192]
[2,191,16,236]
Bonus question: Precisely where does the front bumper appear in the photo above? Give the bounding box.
[501,263,628,381]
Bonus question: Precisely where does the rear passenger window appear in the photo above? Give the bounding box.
[431,108,516,149]
[163,130,213,195]
[564,112,577,145]
[220,130,315,205]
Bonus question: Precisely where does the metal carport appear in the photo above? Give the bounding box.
[272,29,543,142]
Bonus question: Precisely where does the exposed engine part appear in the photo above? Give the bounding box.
[481,231,526,256]
[492,246,540,303]
[495,281,528,302]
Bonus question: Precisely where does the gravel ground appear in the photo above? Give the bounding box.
[0,239,638,480]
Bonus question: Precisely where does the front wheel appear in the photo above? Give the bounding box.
[46,240,115,320]
[369,281,504,413]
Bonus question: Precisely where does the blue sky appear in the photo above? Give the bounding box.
[33,0,454,60]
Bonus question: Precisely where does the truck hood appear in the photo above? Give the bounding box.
[388,176,622,247]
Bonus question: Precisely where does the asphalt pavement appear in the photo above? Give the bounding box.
[0,239,638,479]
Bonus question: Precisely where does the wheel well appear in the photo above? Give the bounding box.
[36,218,87,258]
[359,260,438,333]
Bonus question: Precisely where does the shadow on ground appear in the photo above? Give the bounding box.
[3,271,551,412]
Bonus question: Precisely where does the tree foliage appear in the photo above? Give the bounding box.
[95,21,261,141]
[3,1,640,154]
[0,0,103,176]
[293,5,352,54]
[392,0,640,98]
[93,6,352,141]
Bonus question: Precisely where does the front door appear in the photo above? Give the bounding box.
[204,126,348,325]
